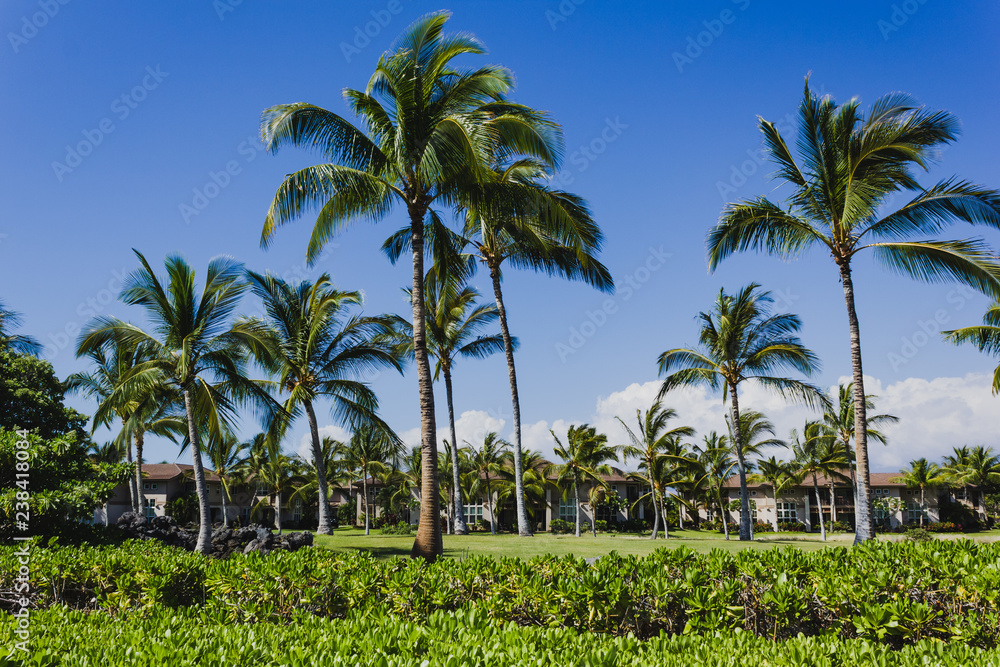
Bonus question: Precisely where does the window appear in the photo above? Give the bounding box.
[750,490,758,497]
[907,502,928,523]
[559,498,577,522]
[627,485,638,501]
[144,498,156,519]
[874,504,890,524]
[874,488,883,495]
[143,482,158,491]
[292,499,303,521]
[464,504,484,525]
[255,481,270,495]
[185,481,196,493]
[776,502,797,522]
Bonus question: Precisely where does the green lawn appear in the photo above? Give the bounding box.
[312,527,843,559]
[310,527,1000,559]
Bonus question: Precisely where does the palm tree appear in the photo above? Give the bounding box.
[942,445,973,505]
[695,433,737,539]
[658,284,827,540]
[244,271,401,535]
[953,446,1000,522]
[259,12,561,561]
[76,251,277,554]
[724,410,785,539]
[944,302,1000,394]
[707,81,1000,542]
[617,400,694,540]
[203,432,250,529]
[822,382,899,521]
[750,456,798,531]
[344,424,402,535]
[398,273,507,536]
[791,421,848,541]
[551,425,620,537]
[498,448,553,529]
[465,432,509,535]
[242,432,301,534]
[0,300,41,356]
[458,160,614,538]
[894,458,944,528]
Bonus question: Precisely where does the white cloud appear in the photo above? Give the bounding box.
[296,424,350,460]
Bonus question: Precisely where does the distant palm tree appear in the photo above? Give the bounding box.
[0,300,41,356]
[259,12,561,561]
[894,458,944,528]
[695,433,737,539]
[465,432,510,535]
[951,446,1000,522]
[245,271,401,534]
[398,273,506,535]
[944,302,1000,394]
[77,251,277,554]
[242,432,301,535]
[750,456,798,531]
[551,425,620,537]
[343,424,402,535]
[203,432,249,529]
[791,421,847,541]
[708,81,1000,542]
[498,448,553,529]
[941,445,973,505]
[658,284,827,540]
[617,401,694,540]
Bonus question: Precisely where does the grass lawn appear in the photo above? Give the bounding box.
[310,527,1000,559]
[312,527,843,559]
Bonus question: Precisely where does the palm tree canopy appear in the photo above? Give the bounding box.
[822,382,899,447]
[0,300,41,356]
[943,302,1000,393]
[707,79,1000,297]
[551,424,621,495]
[893,457,944,490]
[658,283,829,410]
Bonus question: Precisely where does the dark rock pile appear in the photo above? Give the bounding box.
[115,512,313,558]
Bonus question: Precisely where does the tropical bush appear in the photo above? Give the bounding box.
[4,539,1000,649]
[549,519,573,534]
[594,520,611,533]
[163,492,199,525]
[777,521,808,532]
[380,521,413,535]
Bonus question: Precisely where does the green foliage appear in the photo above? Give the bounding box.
[0,428,132,540]
[5,538,1000,651]
[0,350,88,438]
[380,521,413,536]
[164,492,199,525]
[904,528,932,542]
[549,519,573,534]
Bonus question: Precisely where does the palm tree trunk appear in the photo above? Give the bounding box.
[770,484,779,532]
[813,474,826,541]
[133,428,146,516]
[489,267,531,537]
[840,262,874,543]
[719,492,730,540]
[221,486,229,529]
[678,496,685,530]
[920,486,926,527]
[363,467,370,536]
[183,386,213,555]
[728,386,752,541]
[443,368,469,535]
[574,479,581,537]
[410,216,443,561]
[276,488,282,535]
[649,470,660,540]
[662,491,670,540]
[124,425,137,513]
[303,399,332,535]
[830,481,837,524]
[486,476,496,535]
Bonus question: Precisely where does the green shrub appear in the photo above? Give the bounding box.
[594,520,611,533]
[778,521,808,532]
[549,519,573,534]
[164,492,199,525]
[380,521,413,535]
[904,527,932,542]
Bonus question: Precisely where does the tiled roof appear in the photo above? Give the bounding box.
[141,463,221,482]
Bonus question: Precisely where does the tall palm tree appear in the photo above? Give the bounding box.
[203,432,250,529]
[242,432,301,535]
[750,456,798,531]
[791,421,848,541]
[894,458,944,528]
[658,284,827,540]
[944,302,1000,394]
[397,273,507,535]
[707,81,1000,542]
[942,445,973,505]
[465,432,509,535]
[77,251,277,554]
[724,410,785,539]
[458,160,614,538]
[343,423,402,535]
[498,448,553,528]
[617,400,694,540]
[259,12,561,561]
[0,300,41,356]
[244,271,401,535]
[551,424,620,538]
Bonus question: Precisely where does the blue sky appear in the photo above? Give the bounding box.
[3,1,999,471]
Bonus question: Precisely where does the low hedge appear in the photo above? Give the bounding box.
[3,539,1000,648]
[5,606,1000,666]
